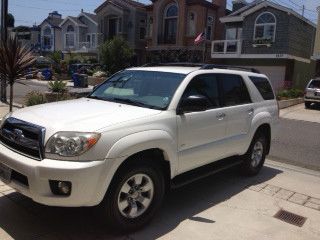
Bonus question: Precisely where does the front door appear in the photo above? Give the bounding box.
[177,74,228,173]
[109,18,117,39]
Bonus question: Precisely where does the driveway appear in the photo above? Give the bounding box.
[1,160,320,240]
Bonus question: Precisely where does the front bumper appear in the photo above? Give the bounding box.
[0,143,108,207]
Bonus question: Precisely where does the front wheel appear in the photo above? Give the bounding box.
[240,133,267,176]
[101,162,165,232]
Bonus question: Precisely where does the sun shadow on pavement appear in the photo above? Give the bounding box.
[0,166,282,240]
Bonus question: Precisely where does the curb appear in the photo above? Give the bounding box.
[278,98,304,109]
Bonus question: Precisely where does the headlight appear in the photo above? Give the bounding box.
[0,112,12,128]
[45,132,101,159]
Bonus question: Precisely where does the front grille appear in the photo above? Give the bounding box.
[0,117,45,160]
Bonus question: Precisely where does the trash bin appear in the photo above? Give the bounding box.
[78,74,88,88]
[72,73,80,87]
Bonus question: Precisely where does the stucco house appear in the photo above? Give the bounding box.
[313,6,320,77]
[211,0,317,90]
[59,10,100,54]
[39,11,64,52]
[10,25,41,52]
[146,0,227,62]
[95,0,147,65]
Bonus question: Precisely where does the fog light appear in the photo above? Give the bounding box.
[49,180,72,196]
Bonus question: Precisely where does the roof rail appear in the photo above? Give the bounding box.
[200,64,260,73]
[142,62,205,67]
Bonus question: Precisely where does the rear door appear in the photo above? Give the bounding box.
[218,74,254,155]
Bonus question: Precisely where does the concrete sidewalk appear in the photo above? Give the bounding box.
[0,103,18,119]
[0,160,320,240]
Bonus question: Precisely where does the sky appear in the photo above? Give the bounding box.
[8,0,320,27]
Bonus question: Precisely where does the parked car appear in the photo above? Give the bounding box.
[304,78,320,108]
[0,64,279,232]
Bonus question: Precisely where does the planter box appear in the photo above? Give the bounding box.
[278,98,304,109]
[88,76,106,86]
[45,92,71,103]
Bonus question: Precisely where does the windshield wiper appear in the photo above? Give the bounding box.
[87,96,107,101]
[111,98,162,110]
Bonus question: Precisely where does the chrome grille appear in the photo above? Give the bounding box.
[0,117,45,160]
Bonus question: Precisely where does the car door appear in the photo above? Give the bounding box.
[177,74,228,174]
[218,74,254,155]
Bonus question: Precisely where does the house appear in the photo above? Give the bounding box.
[39,11,64,52]
[10,25,41,52]
[59,10,100,55]
[313,6,320,77]
[211,0,317,90]
[146,0,227,63]
[95,0,147,65]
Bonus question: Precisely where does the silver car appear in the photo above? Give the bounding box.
[305,79,320,108]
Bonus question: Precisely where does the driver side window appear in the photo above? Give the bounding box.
[182,74,221,109]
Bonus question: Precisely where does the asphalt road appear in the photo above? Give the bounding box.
[269,104,320,171]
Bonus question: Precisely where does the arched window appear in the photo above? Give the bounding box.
[67,25,74,32]
[65,25,75,48]
[43,27,51,36]
[188,12,196,36]
[254,12,276,41]
[163,2,178,44]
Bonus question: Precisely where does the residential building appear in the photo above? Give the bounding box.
[95,0,147,65]
[59,10,100,54]
[39,11,64,52]
[146,0,227,63]
[211,0,317,90]
[10,25,41,52]
[313,6,320,77]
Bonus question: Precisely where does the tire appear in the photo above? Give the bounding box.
[240,132,267,176]
[101,160,165,232]
[305,102,312,109]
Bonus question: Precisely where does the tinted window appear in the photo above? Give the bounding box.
[220,74,251,106]
[90,70,186,110]
[249,76,275,100]
[309,80,320,89]
[182,74,220,109]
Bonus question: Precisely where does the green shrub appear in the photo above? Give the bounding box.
[48,80,67,93]
[25,91,47,106]
[277,88,304,100]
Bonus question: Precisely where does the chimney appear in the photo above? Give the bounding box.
[232,0,248,12]
[212,0,227,40]
[49,11,62,19]
[212,0,227,9]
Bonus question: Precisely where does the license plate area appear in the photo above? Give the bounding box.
[0,162,12,183]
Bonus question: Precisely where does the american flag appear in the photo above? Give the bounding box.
[194,32,205,45]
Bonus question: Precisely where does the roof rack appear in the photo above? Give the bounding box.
[141,62,260,74]
[142,62,205,68]
[200,64,260,73]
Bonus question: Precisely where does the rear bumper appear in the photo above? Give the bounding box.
[305,97,320,103]
[0,143,108,207]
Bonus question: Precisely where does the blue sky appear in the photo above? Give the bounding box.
[8,0,320,26]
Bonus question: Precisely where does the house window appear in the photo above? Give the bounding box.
[163,2,178,44]
[65,24,75,48]
[188,12,196,36]
[226,27,242,40]
[43,27,51,48]
[140,27,146,39]
[87,34,96,48]
[254,12,276,42]
[206,16,214,40]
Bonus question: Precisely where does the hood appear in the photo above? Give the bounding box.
[11,98,161,140]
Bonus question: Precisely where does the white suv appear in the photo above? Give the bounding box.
[0,64,278,231]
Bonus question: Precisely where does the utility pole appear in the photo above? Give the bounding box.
[0,0,8,102]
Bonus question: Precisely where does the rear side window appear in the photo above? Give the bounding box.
[220,74,251,106]
[309,80,320,89]
[249,76,275,100]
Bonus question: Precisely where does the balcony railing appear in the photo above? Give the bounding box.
[211,40,242,56]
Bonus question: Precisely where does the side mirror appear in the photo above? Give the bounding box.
[177,95,209,115]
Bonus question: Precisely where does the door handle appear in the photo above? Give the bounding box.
[248,108,254,115]
[216,113,226,120]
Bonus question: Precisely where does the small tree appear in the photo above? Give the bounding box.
[100,37,134,74]
[0,37,36,111]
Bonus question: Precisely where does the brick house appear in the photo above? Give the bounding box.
[211,0,317,91]
[146,0,227,63]
[95,0,147,65]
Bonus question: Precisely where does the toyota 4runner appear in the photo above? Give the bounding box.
[0,64,279,231]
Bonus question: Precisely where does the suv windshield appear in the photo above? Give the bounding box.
[308,80,320,89]
[89,70,186,110]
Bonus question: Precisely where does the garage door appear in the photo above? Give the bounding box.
[243,66,286,92]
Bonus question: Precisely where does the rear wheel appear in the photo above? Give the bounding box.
[101,161,165,232]
[305,102,312,109]
[241,133,267,176]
